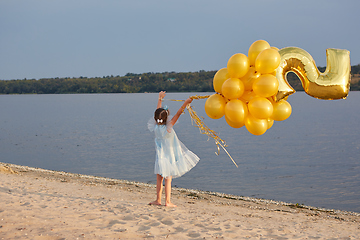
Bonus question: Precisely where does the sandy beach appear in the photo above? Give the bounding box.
[0,162,359,239]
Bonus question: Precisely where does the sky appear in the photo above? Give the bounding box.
[1,0,359,80]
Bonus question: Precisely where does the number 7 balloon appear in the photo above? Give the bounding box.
[275,47,351,101]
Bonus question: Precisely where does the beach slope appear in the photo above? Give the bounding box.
[0,163,359,239]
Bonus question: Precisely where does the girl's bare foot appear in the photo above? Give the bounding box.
[165,202,177,207]
[149,201,162,206]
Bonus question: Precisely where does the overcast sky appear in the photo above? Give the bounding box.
[1,0,359,80]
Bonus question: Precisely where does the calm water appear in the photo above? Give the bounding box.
[1,92,359,212]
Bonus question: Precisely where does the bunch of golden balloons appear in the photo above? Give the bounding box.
[205,40,292,135]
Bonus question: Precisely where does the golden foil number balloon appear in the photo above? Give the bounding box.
[275,47,351,101]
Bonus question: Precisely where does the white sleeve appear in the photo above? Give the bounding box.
[147,117,156,132]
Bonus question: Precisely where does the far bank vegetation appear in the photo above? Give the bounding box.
[1,65,359,94]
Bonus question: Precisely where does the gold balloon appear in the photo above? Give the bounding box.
[267,118,274,129]
[255,48,281,74]
[248,97,273,119]
[222,78,245,100]
[270,46,279,51]
[227,53,250,78]
[245,114,268,136]
[225,115,244,129]
[224,99,248,124]
[248,40,270,66]
[275,47,350,101]
[213,68,229,93]
[205,94,226,119]
[271,100,292,121]
[253,74,279,98]
[240,66,261,91]
[240,90,256,103]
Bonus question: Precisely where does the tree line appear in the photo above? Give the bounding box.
[1,65,359,94]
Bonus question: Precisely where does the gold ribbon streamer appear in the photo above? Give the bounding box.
[168,95,238,168]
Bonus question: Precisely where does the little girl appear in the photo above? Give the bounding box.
[147,91,200,207]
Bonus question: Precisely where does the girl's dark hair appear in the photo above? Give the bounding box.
[154,108,168,125]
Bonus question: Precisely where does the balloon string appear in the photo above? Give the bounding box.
[168,95,238,168]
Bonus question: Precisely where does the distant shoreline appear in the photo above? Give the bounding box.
[1,68,359,94]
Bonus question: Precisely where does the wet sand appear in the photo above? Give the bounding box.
[0,162,359,239]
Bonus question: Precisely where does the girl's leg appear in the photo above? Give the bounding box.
[165,176,177,207]
[149,174,163,205]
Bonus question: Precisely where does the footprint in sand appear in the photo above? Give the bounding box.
[160,218,174,226]
[137,225,151,232]
[148,221,160,227]
[122,215,136,221]
[107,220,124,228]
[187,231,201,238]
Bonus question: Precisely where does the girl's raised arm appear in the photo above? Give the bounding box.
[169,98,193,126]
[157,91,166,109]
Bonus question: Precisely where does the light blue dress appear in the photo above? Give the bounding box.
[148,118,200,178]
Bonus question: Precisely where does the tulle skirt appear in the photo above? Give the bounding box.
[154,132,199,178]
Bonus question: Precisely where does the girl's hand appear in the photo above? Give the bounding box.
[184,98,193,105]
[159,91,166,99]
